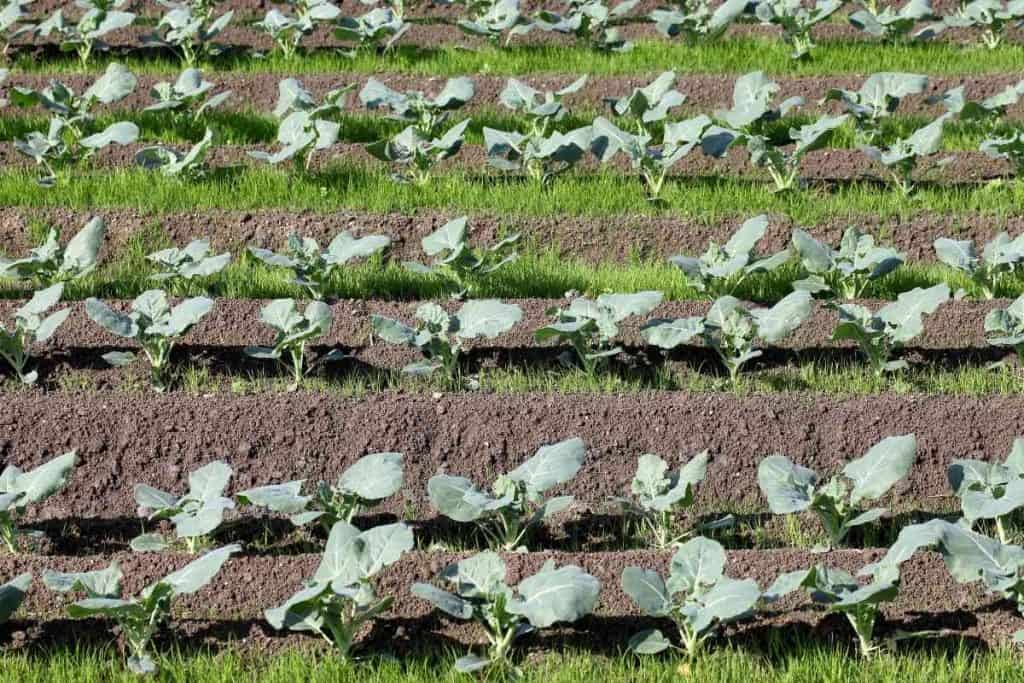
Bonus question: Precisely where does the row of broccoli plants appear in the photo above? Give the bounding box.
[9,65,1024,194]
[5,437,1024,672]
[2,0,1019,66]
[7,213,1024,388]
[10,432,1024,555]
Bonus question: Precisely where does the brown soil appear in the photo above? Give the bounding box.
[0,548,1019,653]
[2,390,1024,521]
[0,206,1018,267]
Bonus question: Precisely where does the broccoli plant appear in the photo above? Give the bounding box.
[606,70,686,132]
[136,127,215,179]
[0,574,30,623]
[85,290,215,391]
[250,79,353,173]
[709,72,834,192]
[648,0,746,43]
[484,76,591,184]
[536,291,664,374]
[0,451,76,553]
[131,461,234,554]
[11,64,139,186]
[0,0,34,59]
[931,81,1024,134]
[255,0,341,59]
[55,545,239,674]
[402,216,518,297]
[144,68,232,121]
[249,230,391,300]
[986,295,1024,363]
[948,439,1024,543]
[372,300,523,378]
[822,72,929,145]
[362,78,474,185]
[0,216,105,285]
[427,437,585,551]
[614,451,733,549]
[860,114,950,196]
[751,114,849,192]
[147,238,230,292]
[413,551,600,673]
[238,452,403,531]
[36,0,136,65]
[848,0,934,42]
[623,537,760,660]
[592,115,713,200]
[335,0,408,54]
[244,299,343,389]
[831,284,950,375]
[791,227,904,299]
[668,214,791,297]
[755,0,843,60]
[458,0,531,44]
[642,291,813,383]
[367,119,469,185]
[765,564,906,657]
[872,518,1024,617]
[267,521,413,659]
[982,131,1024,176]
[149,0,234,64]
[360,77,474,137]
[590,71,712,200]
[0,283,70,384]
[532,0,639,52]
[934,233,1024,299]
[757,434,916,547]
[919,0,1024,48]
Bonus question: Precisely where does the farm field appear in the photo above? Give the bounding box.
[6,0,1024,679]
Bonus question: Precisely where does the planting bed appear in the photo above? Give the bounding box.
[6,0,1024,678]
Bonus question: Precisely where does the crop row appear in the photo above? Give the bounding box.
[5,212,1024,389]
[5,0,1021,66]
[9,65,1024,194]
[2,434,1024,673]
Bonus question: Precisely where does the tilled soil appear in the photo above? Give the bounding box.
[0,548,1020,652]
[3,391,1024,520]
[0,206,1018,267]
[0,141,1011,186]
[8,71,1024,122]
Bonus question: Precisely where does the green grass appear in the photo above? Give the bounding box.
[2,643,1023,683]
[13,37,1024,77]
[1,165,1020,223]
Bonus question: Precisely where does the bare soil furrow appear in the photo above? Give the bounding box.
[2,392,1024,520]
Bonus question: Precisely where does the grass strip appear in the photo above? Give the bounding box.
[0,166,1020,224]
[11,38,1024,77]
[0,642,1019,682]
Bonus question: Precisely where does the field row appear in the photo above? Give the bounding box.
[9,66,1024,193]
[0,543,1018,672]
